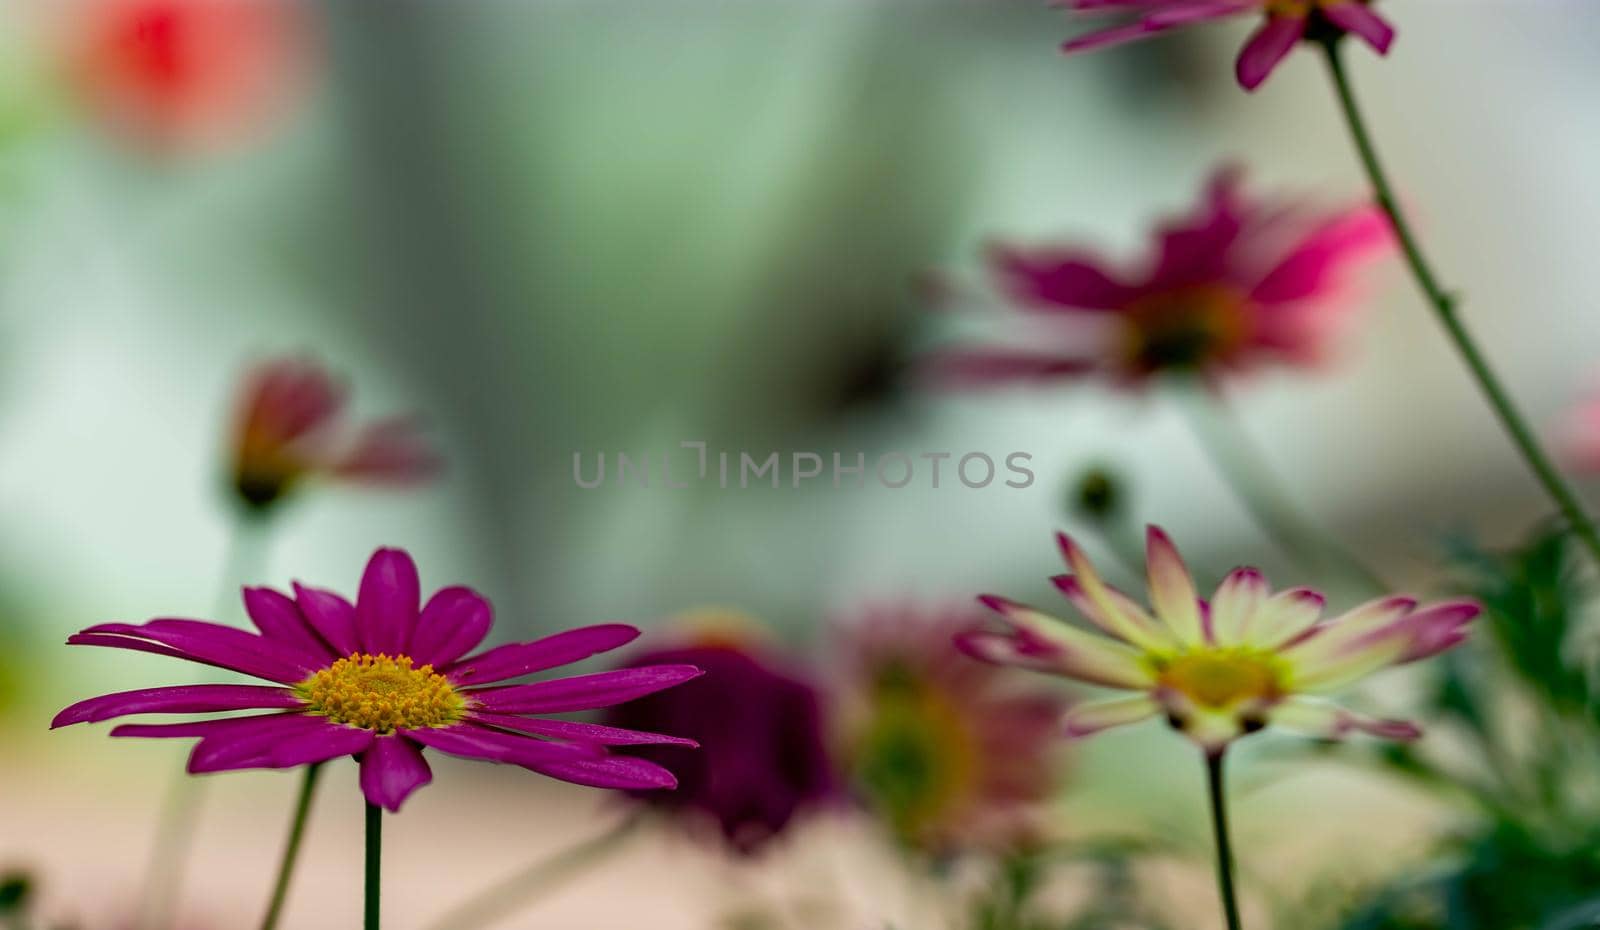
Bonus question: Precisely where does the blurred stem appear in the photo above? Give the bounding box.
[1178,387,1387,593]
[258,763,324,930]
[421,813,642,930]
[1319,36,1600,573]
[366,803,382,930]
[1205,751,1244,930]
[136,513,274,930]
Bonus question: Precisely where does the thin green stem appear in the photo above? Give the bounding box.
[1178,387,1387,594]
[365,803,382,930]
[135,515,274,930]
[1204,751,1243,930]
[258,763,324,930]
[1319,37,1600,572]
[421,814,643,930]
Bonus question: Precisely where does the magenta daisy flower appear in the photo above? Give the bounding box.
[1061,0,1396,91]
[229,356,440,512]
[931,168,1390,389]
[52,548,704,811]
[959,527,1479,754]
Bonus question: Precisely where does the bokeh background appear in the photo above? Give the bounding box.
[1,0,1598,927]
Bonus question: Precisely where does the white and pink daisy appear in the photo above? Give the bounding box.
[958,527,1479,754]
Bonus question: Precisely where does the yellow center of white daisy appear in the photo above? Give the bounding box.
[1158,649,1283,710]
[299,653,465,732]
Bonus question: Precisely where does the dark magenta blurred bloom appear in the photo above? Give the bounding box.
[1061,0,1395,91]
[837,604,1069,855]
[931,167,1391,390]
[229,356,440,511]
[602,622,835,855]
[66,0,313,151]
[53,548,703,811]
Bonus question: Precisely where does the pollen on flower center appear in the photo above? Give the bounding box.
[1122,285,1251,372]
[1158,650,1282,709]
[299,653,465,732]
[1263,0,1313,15]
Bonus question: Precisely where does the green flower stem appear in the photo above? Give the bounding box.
[1204,750,1244,930]
[1319,36,1600,572]
[1178,386,1388,594]
[136,515,275,930]
[365,803,383,930]
[421,814,643,930]
[258,763,324,930]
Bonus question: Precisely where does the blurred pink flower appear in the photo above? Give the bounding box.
[1562,384,1600,474]
[836,604,1069,855]
[229,356,439,512]
[54,547,703,811]
[960,527,1479,754]
[1061,0,1395,91]
[931,168,1391,389]
[66,0,313,151]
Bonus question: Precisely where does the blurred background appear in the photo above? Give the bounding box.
[2,0,1599,927]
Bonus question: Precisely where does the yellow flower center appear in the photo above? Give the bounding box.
[298,653,465,732]
[1158,649,1282,709]
[1122,285,1252,373]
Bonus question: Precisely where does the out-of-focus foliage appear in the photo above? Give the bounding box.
[1324,527,1600,930]
[1447,527,1594,714]
[964,839,1175,930]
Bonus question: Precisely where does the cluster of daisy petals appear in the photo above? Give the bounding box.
[54,548,704,811]
[229,357,439,511]
[933,168,1391,389]
[960,527,1479,754]
[1061,0,1396,91]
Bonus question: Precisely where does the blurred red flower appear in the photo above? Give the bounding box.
[67,0,311,151]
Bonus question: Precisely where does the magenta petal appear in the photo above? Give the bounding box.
[1063,20,1165,53]
[355,548,421,656]
[111,713,307,740]
[1322,1,1394,54]
[71,619,320,684]
[1148,168,1246,287]
[987,244,1135,312]
[470,712,699,748]
[410,587,493,668]
[359,735,434,811]
[1393,601,1481,663]
[294,583,359,656]
[184,713,356,771]
[1251,204,1391,304]
[53,685,302,728]
[244,587,337,660]
[468,665,705,714]
[523,755,679,791]
[1235,16,1305,91]
[403,724,599,766]
[66,632,194,663]
[266,722,376,768]
[446,624,641,686]
[1145,0,1255,28]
